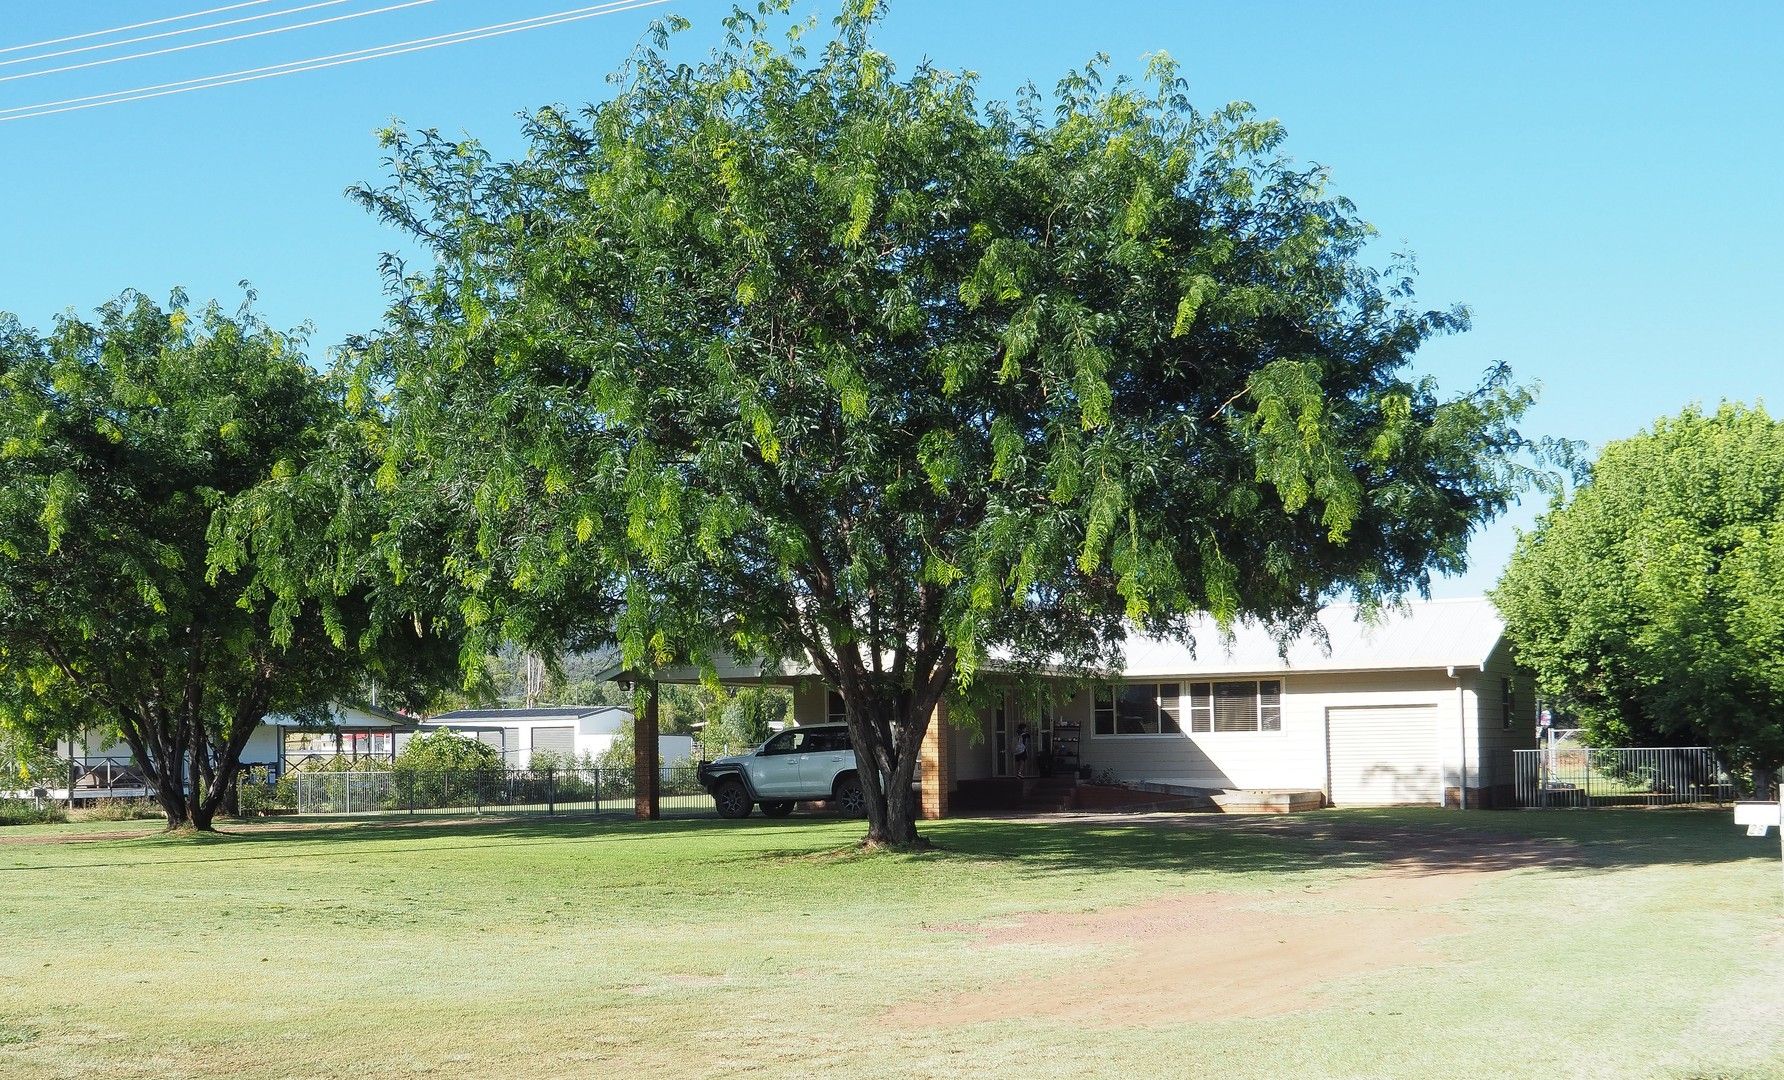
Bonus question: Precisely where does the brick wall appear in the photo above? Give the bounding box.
[919,701,953,819]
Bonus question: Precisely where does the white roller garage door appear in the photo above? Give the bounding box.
[531,726,574,756]
[1326,705,1440,806]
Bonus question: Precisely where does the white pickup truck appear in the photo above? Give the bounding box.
[696,723,866,819]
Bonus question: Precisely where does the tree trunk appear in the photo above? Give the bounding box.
[852,689,936,850]
[148,754,194,829]
[872,765,921,847]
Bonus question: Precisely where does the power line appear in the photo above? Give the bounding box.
[1,0,444,84]
[0,1,285,55]
[0,0,661,117]
[2,0,368,69]
[0,0,672,123]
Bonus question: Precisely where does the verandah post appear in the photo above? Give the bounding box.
[635,679,660,821]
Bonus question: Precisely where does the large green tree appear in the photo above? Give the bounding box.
[0,291,460,830]
[351,3,1552,846]
[1495,403,1784,785]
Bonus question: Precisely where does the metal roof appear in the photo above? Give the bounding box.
[1117,597,1506,678]
[590,598,1506,684]
[428,705,631,722]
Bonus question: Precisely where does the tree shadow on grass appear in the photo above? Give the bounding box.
[0,812,854,872]
[912,807,1773,882]
[4,806,1766,882]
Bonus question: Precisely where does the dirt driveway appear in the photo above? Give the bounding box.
[889,813,1576,1029]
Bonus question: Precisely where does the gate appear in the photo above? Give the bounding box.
[1513,739,1733,807]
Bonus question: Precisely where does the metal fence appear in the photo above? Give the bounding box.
[1513,745,1735,807]
[275,763,716,818]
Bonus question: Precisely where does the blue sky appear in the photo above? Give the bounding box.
[2,0,1780,597]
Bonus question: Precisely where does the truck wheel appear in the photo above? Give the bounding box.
[713,779,753,819]
[834,775,866,818]
[760,801,795,818]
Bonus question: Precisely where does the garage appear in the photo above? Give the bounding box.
[1326,704,1440,806]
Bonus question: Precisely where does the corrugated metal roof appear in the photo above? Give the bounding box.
[586,598,1505,684]
[1118,597,1505,677]
[429,705,630,721]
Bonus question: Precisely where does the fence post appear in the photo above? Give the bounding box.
[476,769,483,815]
[548,768,556,816]
[344,772,352,815]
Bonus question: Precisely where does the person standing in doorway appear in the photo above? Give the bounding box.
[1013,723,1031,779]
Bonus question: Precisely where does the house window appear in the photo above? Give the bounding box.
[1093,684,1182,735]
[1187,680,1282,733]
[1501,678,1514,730]
[827,690,848,725]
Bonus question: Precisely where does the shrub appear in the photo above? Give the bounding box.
[235,766,297,816]
[390,730,504,809]
[526,748,600,774]
[288,754,391,774]
[662,766,704,797]
[396,730,502,773]
[0,798,66,826]
[69,798,160,822]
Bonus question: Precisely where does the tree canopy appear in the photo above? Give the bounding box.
[0,290,461,829]
[1495,403,1784,778]
[350,2,1552,845]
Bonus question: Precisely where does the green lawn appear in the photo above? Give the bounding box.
[1,808,1780,1079]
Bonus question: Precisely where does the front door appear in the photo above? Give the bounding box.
[1033,706,1053,773]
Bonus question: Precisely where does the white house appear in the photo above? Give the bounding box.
[622,597,1537,815]
[420,706,695,771]
[930,596,1537,811]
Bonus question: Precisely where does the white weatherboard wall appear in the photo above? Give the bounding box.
[788,672,1469,803]
[1470,639,1540,799]
[1070,671,1460,795]
[1072,678,1320,790]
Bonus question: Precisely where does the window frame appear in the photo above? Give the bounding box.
[1190,679,1282,734]
[1092,683,1183,737]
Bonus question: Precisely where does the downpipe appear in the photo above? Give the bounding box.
[1448,665,1467,811]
